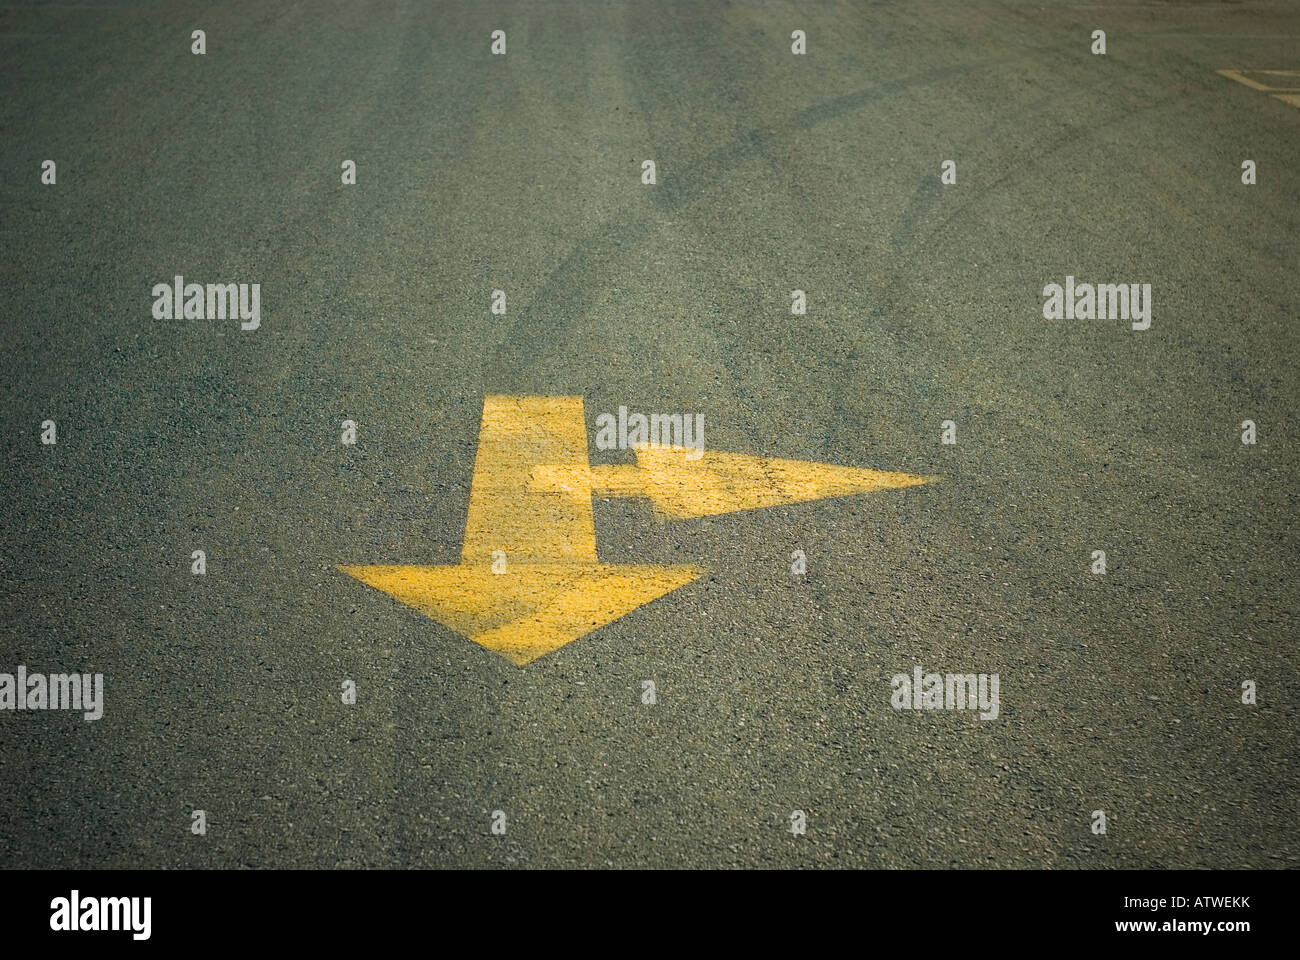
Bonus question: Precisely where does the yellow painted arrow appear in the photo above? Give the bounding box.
[340,395,934,665]
[534,447,933,519]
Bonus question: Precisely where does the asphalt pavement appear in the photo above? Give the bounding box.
[1,0,1297,868]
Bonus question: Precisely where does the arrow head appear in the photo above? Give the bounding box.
[631,446,936,519]
[338,562,704,665]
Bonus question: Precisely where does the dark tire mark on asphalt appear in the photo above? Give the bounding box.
[498,63,980,373]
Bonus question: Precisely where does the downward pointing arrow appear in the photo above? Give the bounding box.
[337,563,702,666]
[340,395,933,665]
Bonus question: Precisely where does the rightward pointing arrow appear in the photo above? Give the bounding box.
[340,395,934,665]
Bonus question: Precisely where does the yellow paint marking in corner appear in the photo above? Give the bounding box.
[1218,69,1300,109]
[341,395,933,666]
[1217,69,1277,92]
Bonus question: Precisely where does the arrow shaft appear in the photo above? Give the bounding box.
[462,395,597,564]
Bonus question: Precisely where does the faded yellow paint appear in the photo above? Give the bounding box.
[341,395,933,665]
[1218,69,1300,109]
[1217,68,1277,92]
